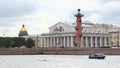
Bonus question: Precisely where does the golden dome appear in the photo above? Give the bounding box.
[20,28,27,31]
[18,24,28,36]
[20,24,27,31]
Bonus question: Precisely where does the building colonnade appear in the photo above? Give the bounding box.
[35,33,109,48]
[82,36,109,47]
[39,35,75,47]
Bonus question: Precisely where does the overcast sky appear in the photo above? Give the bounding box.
[0,0,120,37]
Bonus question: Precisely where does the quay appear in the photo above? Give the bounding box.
[0,47,120,55]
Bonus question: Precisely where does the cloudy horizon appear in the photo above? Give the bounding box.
[0,0,120,37]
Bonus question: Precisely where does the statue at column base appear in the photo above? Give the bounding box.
[74,41,84,47]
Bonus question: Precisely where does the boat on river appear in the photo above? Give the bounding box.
[89,53,105,59]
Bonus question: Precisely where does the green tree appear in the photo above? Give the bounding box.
[12,37,26,47]
[0,37,5,48]
[26,38,35,48]
[0,37,27,48]
[3,37,13,48]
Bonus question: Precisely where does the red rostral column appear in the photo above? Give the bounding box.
[74,9,83,46]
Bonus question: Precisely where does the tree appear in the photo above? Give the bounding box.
[12,37,26,47]
[26,38,35,48]
[0,37,5,48]
[3,37,13,48]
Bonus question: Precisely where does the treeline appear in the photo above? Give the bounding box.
[0,37,35,48]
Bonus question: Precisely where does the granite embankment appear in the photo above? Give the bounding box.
[0,47,120,55]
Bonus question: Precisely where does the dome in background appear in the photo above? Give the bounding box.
[18,24,28,36]
[20,25,27,31]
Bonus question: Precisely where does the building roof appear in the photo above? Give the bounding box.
[49,22,72,29]
[82,22,120,28]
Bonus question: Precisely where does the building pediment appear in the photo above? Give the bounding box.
[49,22,75,33]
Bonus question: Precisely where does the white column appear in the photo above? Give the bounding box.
[48,37,50,47]
[40,37,43,47]
[81,36,83,47]
[53,37,55,46]
[100,37,102,46]
[42,37,44,47]
[105,37,107,46]
[60,36,62,46]
[71,36,73,47]
[95,37,97,47]
[44,37,47,47]
[50,37,52,47]
[49,37,51,47]
[42,37,45,47]
[86,36,88,47]
[91,36,93,47]
[39,37,41,47]
[64,36,66,47]
[46,37,49,47]
[52,37,53,47]
[57,37,59,47]
[67,36,69,47]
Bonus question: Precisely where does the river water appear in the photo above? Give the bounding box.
[0,55,120,68]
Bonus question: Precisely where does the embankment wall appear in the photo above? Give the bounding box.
[0,47,120,55]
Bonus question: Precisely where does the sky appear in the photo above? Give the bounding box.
[0,0,120,37]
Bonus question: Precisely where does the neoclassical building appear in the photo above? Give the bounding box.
[24,22,120,48]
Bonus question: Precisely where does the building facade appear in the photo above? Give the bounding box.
[24,22,120,48]
[109,31,120,47]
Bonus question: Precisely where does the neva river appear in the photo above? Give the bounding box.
[0,55,120,68]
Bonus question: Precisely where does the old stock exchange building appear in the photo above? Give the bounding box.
[24,22,120,48]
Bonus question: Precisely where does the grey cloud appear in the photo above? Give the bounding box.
[84,0,120,24]
[82,10,95,18]
[98,0,119,3]
[97,6,120,24]
[103,8,120,18]
[1,28,10,33]
[0,21,14,27]
[0,0,37,18]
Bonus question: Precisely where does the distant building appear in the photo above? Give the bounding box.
[23,22,120,48]
[109,31,120,47]
[18,24,28,37]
